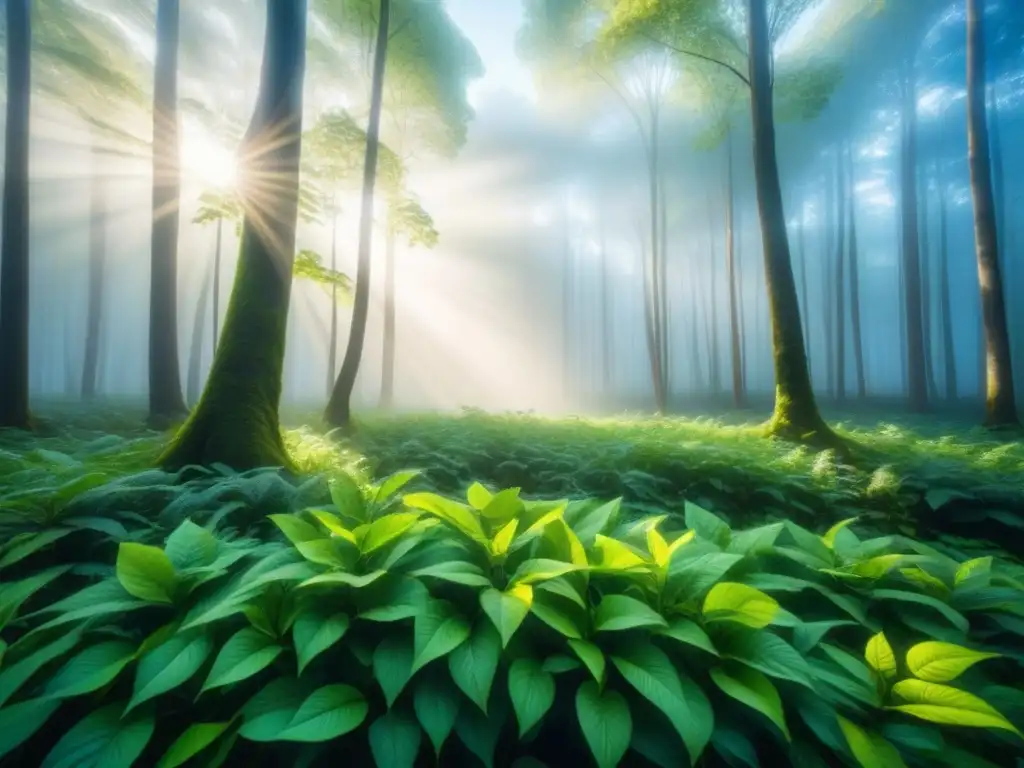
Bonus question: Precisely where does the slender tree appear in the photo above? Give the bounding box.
[325,0,391,428]
[0,0,32,429]
[148,0,187,424]
[919,167,938,401]
[82,149,109,399]
[161,0,309,469]
[834,146,847,402]
[186,263,214,406]
[966,0,1018,427]
[724,129,744,408]
[938,181,957,401]
[846,145,866,398]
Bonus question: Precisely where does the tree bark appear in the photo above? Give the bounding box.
[212,217,223,352]
[846,146,866,399]
[186,262,213,406]
[899,60,928,412]
[834,146,847,402]
[160,0,308,469]
[746,0,833,442]
[725,130,745,409]
[148,0,187,424]
[0,0,32,429]
[797,203,810,375]
[938,183,957,401]
[380,219,396,409]
[966,0,1018,427]
[82,149,108,400]
[325,0,390,428]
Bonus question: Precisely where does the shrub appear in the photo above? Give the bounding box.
[0,470,1022,767]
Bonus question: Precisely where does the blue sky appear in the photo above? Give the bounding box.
[446,0,535,103]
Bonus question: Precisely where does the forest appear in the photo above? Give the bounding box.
[0,0,1023,766]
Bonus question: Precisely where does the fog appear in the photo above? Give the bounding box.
[4,0,1023,419]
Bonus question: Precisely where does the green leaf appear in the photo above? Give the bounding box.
[373,635,414,708]
[592,534,648,570]
[889,679,1022,735]
[359,577,430,622]
[837,716,908,768]
[567,498,621,546]
[467,482,493,509]
[269,514,325,546]
[872,590,969,633]
[42,703,154,768]
[374,470,419,504]
[508,658,555,738]
[0,529,73,569]
[568,639,606,685]
[702,582,779,628]
[116,543,178,604]
[294,539,348,568]
[404,492,487,547]
[412,600,470,673]
[359,512,421,555]
[448,620,501,713]
[0,565,70,631]
[45,641,136,699]
[530,598,583,639]
[656,618,718,656]
[481,488,524,522]
[954,557,992,589]
[157,722,231,768]
[275,684,369,741]
[822,517,858,549]
[300,569,386,590]
[0,627,83,707]
[685,501,730,546]
[612,643,713,764]
[369,710,422,768]
[128,631,213,711]
[410,560,492,588]
[865,631,898,679]
[594,594,667,632]
[793,620,856,655]
[0,697,60,760]
[309,509,356,541]
[576,680,632,768]
[480,585,533,647]
[237,678,307,741]
[666,553,744,603]
[294,611,350,675]
[329,473,366,521]
[413,672,460,758]
[710,664,790,740]
[201,628,283,692]
[164,520,219,570]
[490,519,518,558]
[509,558,579,586]
[718,630,816,689]
[905,642,1000,683]
[455,692,505,768]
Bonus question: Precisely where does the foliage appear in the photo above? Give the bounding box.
[293,250,355,298]
[1,463,1023,766]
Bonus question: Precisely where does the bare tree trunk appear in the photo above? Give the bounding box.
[919,168,938,401]
[823,171,835,399]
[327,208,338,396]
[834,146,847,402]
[0,0,32,429]
[148,0,187,424]
[325,0,390,428]
[659,171,670,400]
[846,146,866,399]
[380,220,396,409]
[186,262,213,406]
[966,0,1018,427]
[899,60,928,412]
[725,130,745,409]
[82,150,108,400]
[706,194,722,393]
[645,112,667,413]
[798,203,810,375]
[599,208,612,393]
[938,183,957,401]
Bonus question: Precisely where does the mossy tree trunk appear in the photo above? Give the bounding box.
[0,0,32,430]
[938,183,957,401]
[82,147,108,400]
[380,220,396,409]
[148,0,187,425]
[746,0,833,443]
[724,130,744,409]
[325,0,390,428]
[160,0,308,470]
[966,0,1018,428]
[212,217,223,352]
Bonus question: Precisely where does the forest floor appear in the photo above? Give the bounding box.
[2,398,1022,560]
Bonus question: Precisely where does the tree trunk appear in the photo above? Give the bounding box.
[599,209,612,393]
[707,207,721,393]
[798,204,810,375]
[212,216,223,351]
[899,61,929,412]
[0,0,32,429]
[160,0,308,469]
[966,0,1018,427]
[746,0,832,441]
[846,146,866,399]
[834,146,847,402]
[659,170,670,400]
[938,184,957,401]
[561,201,574,403]
[148,0,187,424]
[380,220,396,409]
[186,262,213,406]
[82,150,108,400]
[646,112,667,413]
[325,0,390,428]
[327,208,339,397]
[823,172,835,399]
[725,130,745,409]
[919,168,938,401]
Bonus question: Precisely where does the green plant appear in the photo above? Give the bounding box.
[1,471,1022,766]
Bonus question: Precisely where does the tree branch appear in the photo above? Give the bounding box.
[638,30,750,87]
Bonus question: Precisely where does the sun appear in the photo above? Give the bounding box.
[181,128,238,190]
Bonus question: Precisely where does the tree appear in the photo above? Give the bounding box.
[965,0,1018,428]
[148,0,188,425]
[82,148,109,400]
[192,190,244,353]
[724,129,745,409]
[0,0,32,429]
[845,144,866,399]
[160,0,309,469]
[937,178,957,402]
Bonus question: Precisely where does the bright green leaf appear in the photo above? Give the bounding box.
[480,585,533,647]
[116,543,178,604]
[837,716,908,768]
[412,600,470,673]
[42,703,154,768]
[156,722,232,768]
[703,582,779,628]
[201,628,282,693]
[905,642,1000,683]
[865,632,898,680]
[710,665,790,740]
[889,679,1022,735]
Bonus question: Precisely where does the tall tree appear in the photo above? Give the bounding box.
[845,145,866,399]
[724,129,744,408]
[148,0,187,424]
[161,0,309,469]
[937,180,957,402]
[0,0,32,429]
[325,0,392,428]
[82,150,109,400]
[965,0,1018,427]
[833,145,847,402]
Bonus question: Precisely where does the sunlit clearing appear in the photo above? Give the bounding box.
[182,128,238,190]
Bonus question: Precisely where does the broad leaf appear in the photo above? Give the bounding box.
[404,492,488,547]
[905,641,1000,683]
[702,582,779,628]
[369,709,421,768]
[360,512,421,555]
[889,680,1022,735]
[576,681,632,768]
[201,628,282,692]
[294,611,350,675]
[448,620,501,713]
[568,639,606,685]
[373,635,414,708]
[837,716,908,768]
[865,632,897,679]
[594,594,667,632]
[685,501,730,546]
[412,600,470,673]
[42,703,154,768]
[45,641,136,699]
[129,631,213,711]
[116,543,178,604]
[480,585,533,646]
[413,672,460,757]
[0,697,60,760]
[164,520,219,570]
[156,722,232,768]
[275,684,369,741]
[508,658,555,737]
[710,664,790,740]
